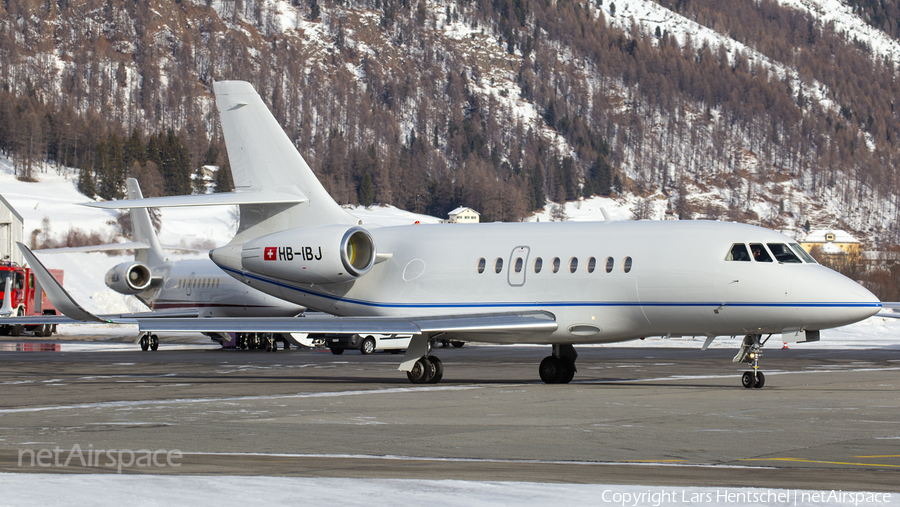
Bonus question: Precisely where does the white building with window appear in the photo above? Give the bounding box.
[0,194,24,266]
[448,207,480,223]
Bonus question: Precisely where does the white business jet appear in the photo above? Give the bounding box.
[10,178,305,351]
[85,81,882,387]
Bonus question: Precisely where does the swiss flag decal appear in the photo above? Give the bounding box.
[264,247,277,260]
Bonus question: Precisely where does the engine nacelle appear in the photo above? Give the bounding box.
[241,225,376,284]
[105,262,153,295]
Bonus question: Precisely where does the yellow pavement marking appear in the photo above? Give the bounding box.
[741,458,900,468]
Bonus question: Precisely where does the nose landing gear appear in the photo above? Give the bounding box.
[734,334,769,388]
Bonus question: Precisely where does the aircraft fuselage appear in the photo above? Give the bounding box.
[213,220,880,344]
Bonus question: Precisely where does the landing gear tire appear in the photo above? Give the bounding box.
[149,335,159,351]
[741,371,754,388]
[753,371,765,388]
[560,359,576,384]
[426,356,443,384]
[451,341,464,348]
[360,337,376,355]
[330,347,344,355]
[539,356,564,384]
[140,335,150,351]
[407,357,433,384]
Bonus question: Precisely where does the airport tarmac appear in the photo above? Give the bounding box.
[0,337,898,492]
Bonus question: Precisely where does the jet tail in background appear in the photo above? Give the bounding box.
[125,178,166,268]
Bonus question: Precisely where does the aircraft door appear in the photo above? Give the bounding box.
[508,246,530,287]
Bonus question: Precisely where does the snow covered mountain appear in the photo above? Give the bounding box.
[1,0,899,248]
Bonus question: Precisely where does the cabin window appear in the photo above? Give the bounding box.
[551,257,561,273]
[767,243,802,263]
[623,257,633,273]
[514,257,524,273]
[587,257,596,273]
[569,257,578,273]
[494,258,503,273]
[790,244,817,264]
[533,257,543,273]
[477,258,486,274]
[605,257,614,273]
[749,243,773,262]
[725,243,751,261]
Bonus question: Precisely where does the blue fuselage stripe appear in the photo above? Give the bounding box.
[219,266,882,311]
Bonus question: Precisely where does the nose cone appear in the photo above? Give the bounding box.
[791,266,881,329]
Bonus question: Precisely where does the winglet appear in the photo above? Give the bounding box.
[0,276,12,317]
[16,242,106,322]
[600,208,613,223]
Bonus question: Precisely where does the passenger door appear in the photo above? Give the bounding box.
[508,246,530,287]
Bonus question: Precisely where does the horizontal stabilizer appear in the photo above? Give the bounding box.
[36,242,151,254]
[80,190,307,209]
[135,311,558,335]
[876,312,900,319]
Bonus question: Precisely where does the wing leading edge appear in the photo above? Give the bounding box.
[134,311,558,336]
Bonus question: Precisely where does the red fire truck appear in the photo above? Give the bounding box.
[0,263,63,337]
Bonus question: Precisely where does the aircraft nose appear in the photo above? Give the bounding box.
[791,266,881,328]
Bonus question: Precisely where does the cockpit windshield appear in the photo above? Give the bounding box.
[767,243,802,263]
[725,243,816,264]
[725,243,751,261]
[790,243,817,264]
[749,243,772,262]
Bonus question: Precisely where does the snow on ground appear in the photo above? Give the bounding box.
[0,156,234,316]
[0,473,895,507]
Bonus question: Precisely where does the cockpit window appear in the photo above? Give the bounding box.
[725,243,751,261]
[749,243,772,262]
[767,243,802,263]
[790,243,817,264]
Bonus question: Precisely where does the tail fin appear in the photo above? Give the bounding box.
[125,179,166,267]
[213,81,357,242]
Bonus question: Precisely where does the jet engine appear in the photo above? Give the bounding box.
[105,262,153,295]
[241,225,376,284]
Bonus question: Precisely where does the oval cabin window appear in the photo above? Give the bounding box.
[477,258,486,274]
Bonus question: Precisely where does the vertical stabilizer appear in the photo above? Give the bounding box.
[126,179,166,267]
[213,81,357,242]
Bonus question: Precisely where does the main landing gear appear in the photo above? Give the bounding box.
[406,355,443,384]
[539,344,578,384]
[734,333,768,388]
[235,332,284,352]
[401,336,443,384]
[139,333,159,351]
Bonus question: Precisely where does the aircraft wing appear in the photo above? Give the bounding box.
[876,312,900,319]
[16,242,199,324]
[134,311,558,335]
[1,309,202,326]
